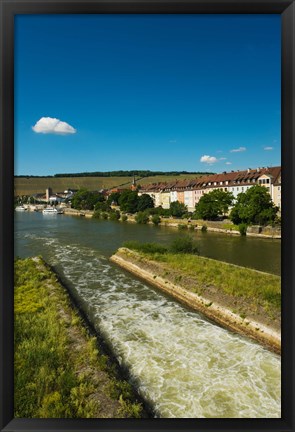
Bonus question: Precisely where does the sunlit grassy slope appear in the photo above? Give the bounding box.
[15,174,202,195]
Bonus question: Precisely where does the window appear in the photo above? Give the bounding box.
[242,187,244,191]
[266,178,270,184]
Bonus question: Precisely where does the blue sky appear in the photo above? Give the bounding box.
[15,14,281,175]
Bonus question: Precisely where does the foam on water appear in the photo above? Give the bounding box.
[19,233,281,418]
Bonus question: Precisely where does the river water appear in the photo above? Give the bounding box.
[15,212,281,418]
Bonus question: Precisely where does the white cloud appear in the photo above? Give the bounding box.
[225,162,232,165]
[230,146,246,153]
[200,155,218,164]
[264,146,273,151]
[219,157,227,160]
[32,117,76,135]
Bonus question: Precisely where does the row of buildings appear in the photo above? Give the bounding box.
[137,166,281,212]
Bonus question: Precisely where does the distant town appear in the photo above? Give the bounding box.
[15,166,281,214]
[137,166,281,213]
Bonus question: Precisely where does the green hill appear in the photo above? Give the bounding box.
[14,172,213,196]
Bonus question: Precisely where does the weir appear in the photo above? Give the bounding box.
[15,212,281,418]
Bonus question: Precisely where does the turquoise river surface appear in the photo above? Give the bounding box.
[15,211,281,418]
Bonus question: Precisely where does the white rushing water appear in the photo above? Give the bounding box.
[21,233,281,418]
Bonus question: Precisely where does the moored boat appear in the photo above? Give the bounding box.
[15,206,27,211]
[42,207,64,214]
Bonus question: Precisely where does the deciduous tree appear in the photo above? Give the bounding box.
[118,190,139,213]
[230,185,278,225]
[137,194,154,212]
[195,189,233,220]
[71,189,105,210]
[169,201,187,218]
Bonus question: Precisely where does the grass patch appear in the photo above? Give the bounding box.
[154,254,280,312]
[120,247,280,316]
[14,257,143,418]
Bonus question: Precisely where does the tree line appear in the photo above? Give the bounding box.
[15,170,214,178]
[70,185,280,230]
[54,170,214,178]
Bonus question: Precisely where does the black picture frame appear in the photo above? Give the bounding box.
[1,0,294,431]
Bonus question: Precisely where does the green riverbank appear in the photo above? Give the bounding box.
[110,247,281,353]
[53,207,281,239]
[14,257,145,418]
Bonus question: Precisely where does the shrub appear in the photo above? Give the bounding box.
[94,201,111,212]
[109,210,120,221]
[151,214,161,225]
[101,212,108,219]
[135,211,149,224]
[123,241,167,254]
[92,210,101,219]
[238,223,248,236]
[189,224,195,231]
[121,215,128,222]
[169,235,199,254]
[201,225,207,232]
[159,208,171,217]
[147,206,171,217]
[178,224,187,230]
[117,395,142,418]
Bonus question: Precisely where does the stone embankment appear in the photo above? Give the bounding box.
[158,219,281,239]
[22,205,281,239]
[110,248,281,355]
[63,207,94,218]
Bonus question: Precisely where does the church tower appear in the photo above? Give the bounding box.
[131,174,137,191]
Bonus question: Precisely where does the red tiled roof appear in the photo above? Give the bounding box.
[139,166,281,192]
